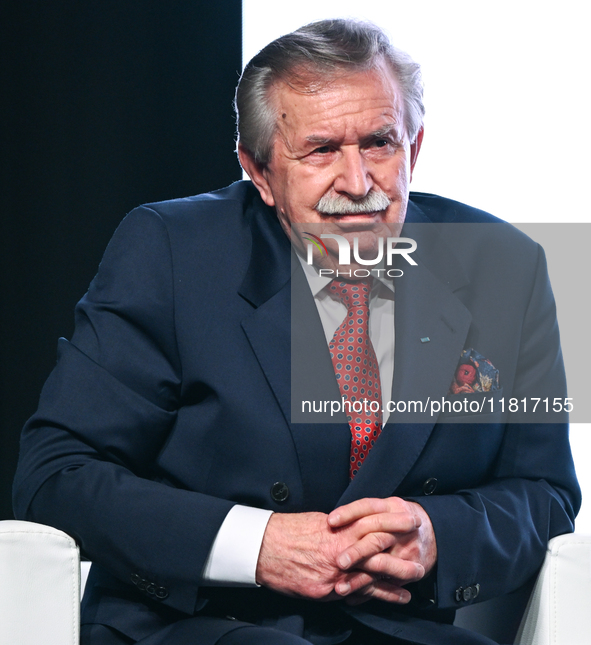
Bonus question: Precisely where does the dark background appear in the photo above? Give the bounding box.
[1,1,243,519]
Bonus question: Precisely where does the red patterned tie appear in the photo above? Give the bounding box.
[328,279,383,478]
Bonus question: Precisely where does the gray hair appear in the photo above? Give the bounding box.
[235,19,425,165]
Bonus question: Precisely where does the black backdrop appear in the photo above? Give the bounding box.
[1,1,243,519]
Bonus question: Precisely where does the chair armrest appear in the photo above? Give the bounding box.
[0,520,80,645]
[516,533,591,645]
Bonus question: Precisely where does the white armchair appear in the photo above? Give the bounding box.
[0,520,81,645]
[454,532,591,644]
[1,520,590,645]
[516,533,591,645]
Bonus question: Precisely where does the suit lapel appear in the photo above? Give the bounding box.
[238,193,351,510]
[338,202,473,504]
[238,193,293,425]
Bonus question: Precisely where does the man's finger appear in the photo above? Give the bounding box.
[344,580,412,605]
[358,551,425,583]
[328,498,391,527]
[336,530,397,569]
[328,497,418,528]
[347,510,420,541]
[333,570,376,596]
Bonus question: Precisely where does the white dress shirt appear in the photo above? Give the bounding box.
[201,257,395,585]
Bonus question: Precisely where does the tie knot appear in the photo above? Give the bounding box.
[329,279,371,309]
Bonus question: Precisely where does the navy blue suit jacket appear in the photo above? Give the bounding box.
[13,181,580,644]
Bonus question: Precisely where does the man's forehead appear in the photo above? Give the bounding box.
[271,65,403,124]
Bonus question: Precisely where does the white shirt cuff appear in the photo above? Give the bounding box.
[200,505,273,586]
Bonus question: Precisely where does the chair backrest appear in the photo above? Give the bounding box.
[0,520,80,645]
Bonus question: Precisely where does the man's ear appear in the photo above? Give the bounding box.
[409,126,424,182]
[238,144,276,207]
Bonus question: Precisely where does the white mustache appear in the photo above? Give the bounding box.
[315,189,391,215]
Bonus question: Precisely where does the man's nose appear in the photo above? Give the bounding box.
[333,149,373,200]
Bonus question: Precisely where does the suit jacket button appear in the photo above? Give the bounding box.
[422,478,438,495]
[155,586,169,600]
[455,587,464,602]
[463,587,474,602]
[270,482,289,503]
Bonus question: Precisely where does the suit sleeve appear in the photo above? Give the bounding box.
[13,206,235,615]
[409,244,581,609]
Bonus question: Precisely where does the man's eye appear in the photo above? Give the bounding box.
[314,146,332,154]
[374,139,389,148]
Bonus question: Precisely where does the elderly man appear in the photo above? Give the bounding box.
[14,19,579,645]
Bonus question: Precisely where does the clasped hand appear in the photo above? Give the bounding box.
[255,497,437,605]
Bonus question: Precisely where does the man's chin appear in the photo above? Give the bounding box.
[290,218,401,274]
[319,214,404,241]
[339,230,385,256]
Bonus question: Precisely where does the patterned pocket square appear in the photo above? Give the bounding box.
[448,348,500,395]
